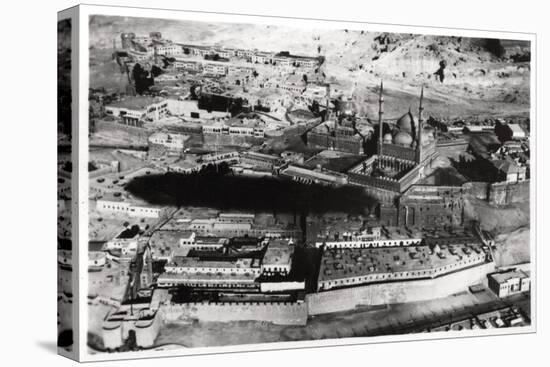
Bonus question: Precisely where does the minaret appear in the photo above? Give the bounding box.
[378,80,384,157]
[325,83,331,122]
[417,85,424,163]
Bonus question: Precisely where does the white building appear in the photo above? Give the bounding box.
[96,198,164,219]
[508,124,527,139]
[166,99,230,119]
[105,97,168,127]
[173,59,201,71]
[251,52,273,64]
[203,62,228,76]
[488,270,531,298]
[155,43,183,56]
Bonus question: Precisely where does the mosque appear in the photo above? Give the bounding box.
[347,82,437,200]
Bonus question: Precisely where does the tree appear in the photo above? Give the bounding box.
[302,74,308,83]
[151,65,162,77]
[132,63,153,94]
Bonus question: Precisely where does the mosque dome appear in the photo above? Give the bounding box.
[394,131,413,146]
[396,111,416,134]
[383,133,393,144]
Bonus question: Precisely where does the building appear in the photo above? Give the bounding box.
[202,61,228,76]
[148,132,188,157]
[490,158,527,183]
[240,151,283,171]
[228,65,255,75]
[317,241,490,291]
[488,270,531,298]
[173,59,201,72]
[158,248,262,288]
[495,120,527,141]
[508,124,527,139]
[105,97,168,127]
[251,52,273,64]
[154,42,183,56]
[103,225,141,258]
[96,197,166,219]
[166,99,230,119]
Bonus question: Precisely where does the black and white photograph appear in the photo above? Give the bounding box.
[80,7,534,359]
[57,15,74,355]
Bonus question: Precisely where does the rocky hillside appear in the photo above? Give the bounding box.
[90,15,531,119]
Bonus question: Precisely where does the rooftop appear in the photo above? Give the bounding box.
[107,96,165,110]
[168,255,260,269]
[490,270,530,283]
[263,240,294,267]
[318,243,488,282]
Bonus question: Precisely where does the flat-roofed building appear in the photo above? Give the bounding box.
[173,59,201,71]
[228,65,255,75]
[251,52,273,64]
[155,43,183,56]
[97,196,165,219]
[166,99,230,119]
[104,225,141,257]
[240,151,283,171]
[203,61,228,76]
[488,270,531,298]
[105,96,168,127]
[491,158,527,183]
[158,248,262,288]
[317,242,490,291]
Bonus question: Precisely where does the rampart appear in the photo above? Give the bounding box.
[306,262,495,315]
[161,301,308,326]
[488,180,530,205]
[463,180,529,205]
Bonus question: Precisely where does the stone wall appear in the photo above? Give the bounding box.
[306,262,495,315]
[488,180,530,205]
[161,301,308,326]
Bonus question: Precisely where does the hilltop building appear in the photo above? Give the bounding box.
[347,82,437,200]
[105,96,168,127]
[488,270,531,298]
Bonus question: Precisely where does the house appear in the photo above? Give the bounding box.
[488,270,531,298]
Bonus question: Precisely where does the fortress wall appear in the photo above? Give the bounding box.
[489,180,530,205]
[203,134,263,148]
[94,120,150,142]
[467,182,491,200]
[161,301,308,326]
[135,314,162,348]
[306,262,495,315]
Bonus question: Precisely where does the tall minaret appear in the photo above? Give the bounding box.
[378,80,384,157]
[417,85,424,163]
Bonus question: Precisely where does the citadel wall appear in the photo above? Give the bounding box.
[161,301,308,326]
[488,180,530,205]
[306,262,495,315]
